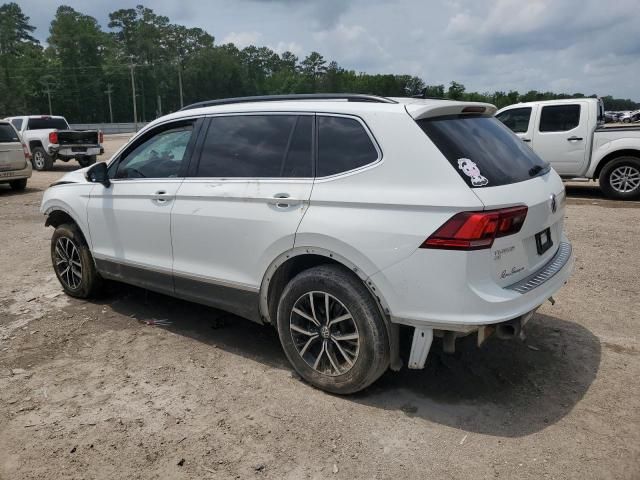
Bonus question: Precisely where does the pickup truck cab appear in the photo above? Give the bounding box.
[496,98,640,199]
[4,115,103,171]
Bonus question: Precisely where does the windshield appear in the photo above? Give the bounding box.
[27,117,69,130]
[417,115,550,188]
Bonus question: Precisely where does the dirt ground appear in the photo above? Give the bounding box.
[1,134,639,480]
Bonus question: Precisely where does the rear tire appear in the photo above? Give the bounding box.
[599,156,640,200]
[78,156,96,168]
[276,264,389,394]
[32,147,53,171]
[9,179,27,191]
[51,223,103,298]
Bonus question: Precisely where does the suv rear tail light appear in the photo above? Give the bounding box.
[99,130,104,143]
[22,143,31,159]
[421,206,528,250]
[49,131,58,144]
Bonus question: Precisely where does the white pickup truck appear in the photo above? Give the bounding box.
[496,98,640,199]
[4,115,103,171]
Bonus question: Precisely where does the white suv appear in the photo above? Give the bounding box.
[41,94,574,394]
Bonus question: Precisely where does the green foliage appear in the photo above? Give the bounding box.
[0,2,637,122]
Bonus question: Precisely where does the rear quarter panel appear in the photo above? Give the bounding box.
[587,130,640,177]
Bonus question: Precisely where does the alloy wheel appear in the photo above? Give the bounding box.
[610,165,640,193]
[289,291,360,376]
[54,237,82,290]
[33,151,45,170]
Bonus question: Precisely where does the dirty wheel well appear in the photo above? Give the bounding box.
[266,254,355,325]
[45,211,89,245]
[594,149,640,179]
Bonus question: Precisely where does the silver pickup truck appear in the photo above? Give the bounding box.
[497,98,640,199]
[4,115,103,171]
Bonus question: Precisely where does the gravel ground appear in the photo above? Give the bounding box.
[0,135,639,479]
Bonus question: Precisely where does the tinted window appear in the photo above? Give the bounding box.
[0,124,20,143]
[197,115,312,178]
[27,117,69,130]
[114,124,193,179]
[539,105,580,132]
[496,107,531,133]
[417,115,549,188]
[10,118,23,130]
[317,116,378,177]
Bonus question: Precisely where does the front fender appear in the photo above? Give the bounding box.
[41,184,95,248]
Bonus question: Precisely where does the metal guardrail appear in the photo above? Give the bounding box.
[70,122,149,134]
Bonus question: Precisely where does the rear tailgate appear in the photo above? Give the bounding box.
[57,130,99,146]
[471,175,566,287]
[0,123,26,171]
[414,110,567,287]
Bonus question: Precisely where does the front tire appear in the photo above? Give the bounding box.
[9,179,27,191]
[276,264,389,394]
[32,147,53,171]
[51,223,102,298]
[599,156,640,200]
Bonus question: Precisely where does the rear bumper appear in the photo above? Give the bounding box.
[0,162,32,182]
[49,145,101,157]
[371,235,574,331]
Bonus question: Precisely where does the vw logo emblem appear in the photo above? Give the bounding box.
[549,193,557,214]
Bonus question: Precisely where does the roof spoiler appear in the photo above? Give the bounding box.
[406,101,497,120]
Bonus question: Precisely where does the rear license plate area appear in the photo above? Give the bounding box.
[535,227,553,255]
[71,147,85,152]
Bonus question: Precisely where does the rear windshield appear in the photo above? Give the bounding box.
[27,117,68,130]
[417,115,549,188]
[0,124,20,143]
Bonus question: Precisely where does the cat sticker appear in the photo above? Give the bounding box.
[457,158,488,187]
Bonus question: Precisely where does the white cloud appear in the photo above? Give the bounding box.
[220,31,262,48]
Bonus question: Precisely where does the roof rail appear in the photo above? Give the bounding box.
[179,93,397,111]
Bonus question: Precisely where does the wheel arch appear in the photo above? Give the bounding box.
[28,140,43,151]
[259,247,402,370]
[592,149,640,180]
[44,207,90,246]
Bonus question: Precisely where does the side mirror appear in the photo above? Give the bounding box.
[85,162,111,188]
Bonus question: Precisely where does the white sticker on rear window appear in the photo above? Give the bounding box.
[457,158,488,187]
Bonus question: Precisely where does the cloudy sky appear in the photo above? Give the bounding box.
[17,0,640,100]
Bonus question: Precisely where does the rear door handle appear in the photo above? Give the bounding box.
[268,193,301,208]
[522,138,531,142]
[567,136,583,141]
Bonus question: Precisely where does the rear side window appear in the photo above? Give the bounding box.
[496,107,531,133]
[197,115,312,178]
[417,115,549,188]
[10,118,23,130]
[539,105,580,132]
[317,116,378,177]
[0,124,20,143]
[27,117,69,130]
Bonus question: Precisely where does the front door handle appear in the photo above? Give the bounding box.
[152,190,173,203]
[522,138,531,142]
[567,136,583,141]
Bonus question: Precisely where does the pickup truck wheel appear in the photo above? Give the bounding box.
[78,156,96,168]
[9,179,27,191]
[32,147,53,171]
[599,156,640,200]
[51,223,103,298]
[276,264,389,394]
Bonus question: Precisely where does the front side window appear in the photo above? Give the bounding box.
[197,114,312,178]
[10,118,23,130]
[496,107,531,133]
[317,116,379,177]
[539,104,581,132]
[0,124,20,143]
[114,124,193,179]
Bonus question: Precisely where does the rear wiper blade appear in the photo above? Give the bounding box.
[529,164,547,176]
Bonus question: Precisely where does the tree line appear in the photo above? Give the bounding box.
[0,2,637,123]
